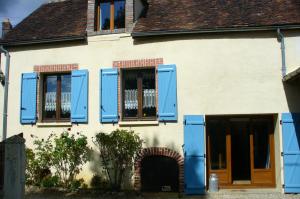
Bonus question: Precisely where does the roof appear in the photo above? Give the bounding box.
[133,0,300,36]
[1,0,87,45]
[283,67,300,82]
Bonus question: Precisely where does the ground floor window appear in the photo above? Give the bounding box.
[43,73,71,122]
[122,68,156,120]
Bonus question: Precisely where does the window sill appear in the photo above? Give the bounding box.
[87,28,126,36]
[119,121,159,127]
[36,122,72,127]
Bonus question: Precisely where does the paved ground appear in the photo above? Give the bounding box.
[25,191,300,199]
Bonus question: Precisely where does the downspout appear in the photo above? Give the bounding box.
[277,28,286,77]
[0,45,10,141]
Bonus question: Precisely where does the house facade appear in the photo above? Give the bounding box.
[0,0,300,194]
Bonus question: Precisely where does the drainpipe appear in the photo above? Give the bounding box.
[277,28,286,77]
[0,45,10,141]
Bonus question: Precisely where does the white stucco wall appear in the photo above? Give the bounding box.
[285,30,300,73]
[2,30,300,186]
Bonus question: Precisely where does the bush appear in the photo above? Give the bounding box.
[51,132,91,188]
[41,175,60,188]
[69,178,84,191]
[25,148,51,186]
[90,174,109,189]
[93,129,143,191]
[26,132,91,189]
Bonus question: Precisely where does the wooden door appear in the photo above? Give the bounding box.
[249,118,276,187]
[207,120,231,186]
[207,115,276,188]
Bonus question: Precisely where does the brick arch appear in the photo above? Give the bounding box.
[134,147,184,192]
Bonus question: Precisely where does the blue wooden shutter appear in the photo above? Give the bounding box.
[184,115,205,194]
[100,68,118,123]
[158,64,177,121]
[71,70,88,123]
[20,73,37,124]
[282,113,300,193]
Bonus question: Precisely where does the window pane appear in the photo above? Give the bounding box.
[44,76,57,119]
[253,120,271,169]
[100,1,111,30]
[208,120,227,170]
[114,0,125,29]
[60,74,71,119]
[124,70,138,118]
[142,69,156,118]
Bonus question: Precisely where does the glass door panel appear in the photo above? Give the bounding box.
[207,119,231,185]
[250,119,275,186]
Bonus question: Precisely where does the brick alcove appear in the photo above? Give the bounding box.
[134,147,184,192]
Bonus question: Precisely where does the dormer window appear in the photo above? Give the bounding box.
[95,0,125,32]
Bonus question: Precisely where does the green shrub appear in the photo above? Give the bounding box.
[41,175,60,188]
[27,131,91,190]
[51,132,91,188]
[25,147,51,186]
[69,178,84,191]
[93,129,143,191]
[90,174,109,189]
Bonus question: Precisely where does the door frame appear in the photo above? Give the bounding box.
[206,115,276,189]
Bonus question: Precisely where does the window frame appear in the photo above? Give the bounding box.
[95,0,125,32]
[42,73,71,122]
[121,68,157,121]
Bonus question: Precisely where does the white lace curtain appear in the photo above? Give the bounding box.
[124,89,156,110]
[143,89,156,108]
[124,90,138,110]
[45,92,71,112]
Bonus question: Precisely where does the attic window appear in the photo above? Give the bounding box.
[95,0,125,31]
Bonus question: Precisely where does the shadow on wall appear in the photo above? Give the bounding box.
[283,78,300,113]
[143,135,178,152]
[89,134,182,192]
[133,29,300,46]
[89,150,134,190]
[6,40,87,53]
[133,30,279,46]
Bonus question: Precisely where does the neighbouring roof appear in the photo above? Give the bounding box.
[283,67,300,82]
[133,0,300,36]
[1,0,87,46]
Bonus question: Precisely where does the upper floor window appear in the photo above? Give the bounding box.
[43,74,71,122]
[95,0,125,31]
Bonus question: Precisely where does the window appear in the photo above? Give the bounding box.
[43,74,71,122]
[95,0,125,31]
[122,68,156,120]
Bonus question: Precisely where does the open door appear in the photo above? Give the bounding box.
[207,119,231,185]
[250,118,276,186]
[206,115,276,188]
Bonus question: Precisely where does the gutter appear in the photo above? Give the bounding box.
[277,29,286,77]
[0,35,86,47]
[132,24,300,38]
[0,45,10,141]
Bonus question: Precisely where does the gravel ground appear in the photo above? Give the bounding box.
[25,191,300,199]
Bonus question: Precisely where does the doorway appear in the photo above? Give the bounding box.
[231,121,251,184]
[141,155,179,192]
[206,115,276,188]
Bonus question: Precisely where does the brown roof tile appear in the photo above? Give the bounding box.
[133,0,300,34]
[2,0,87,45]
